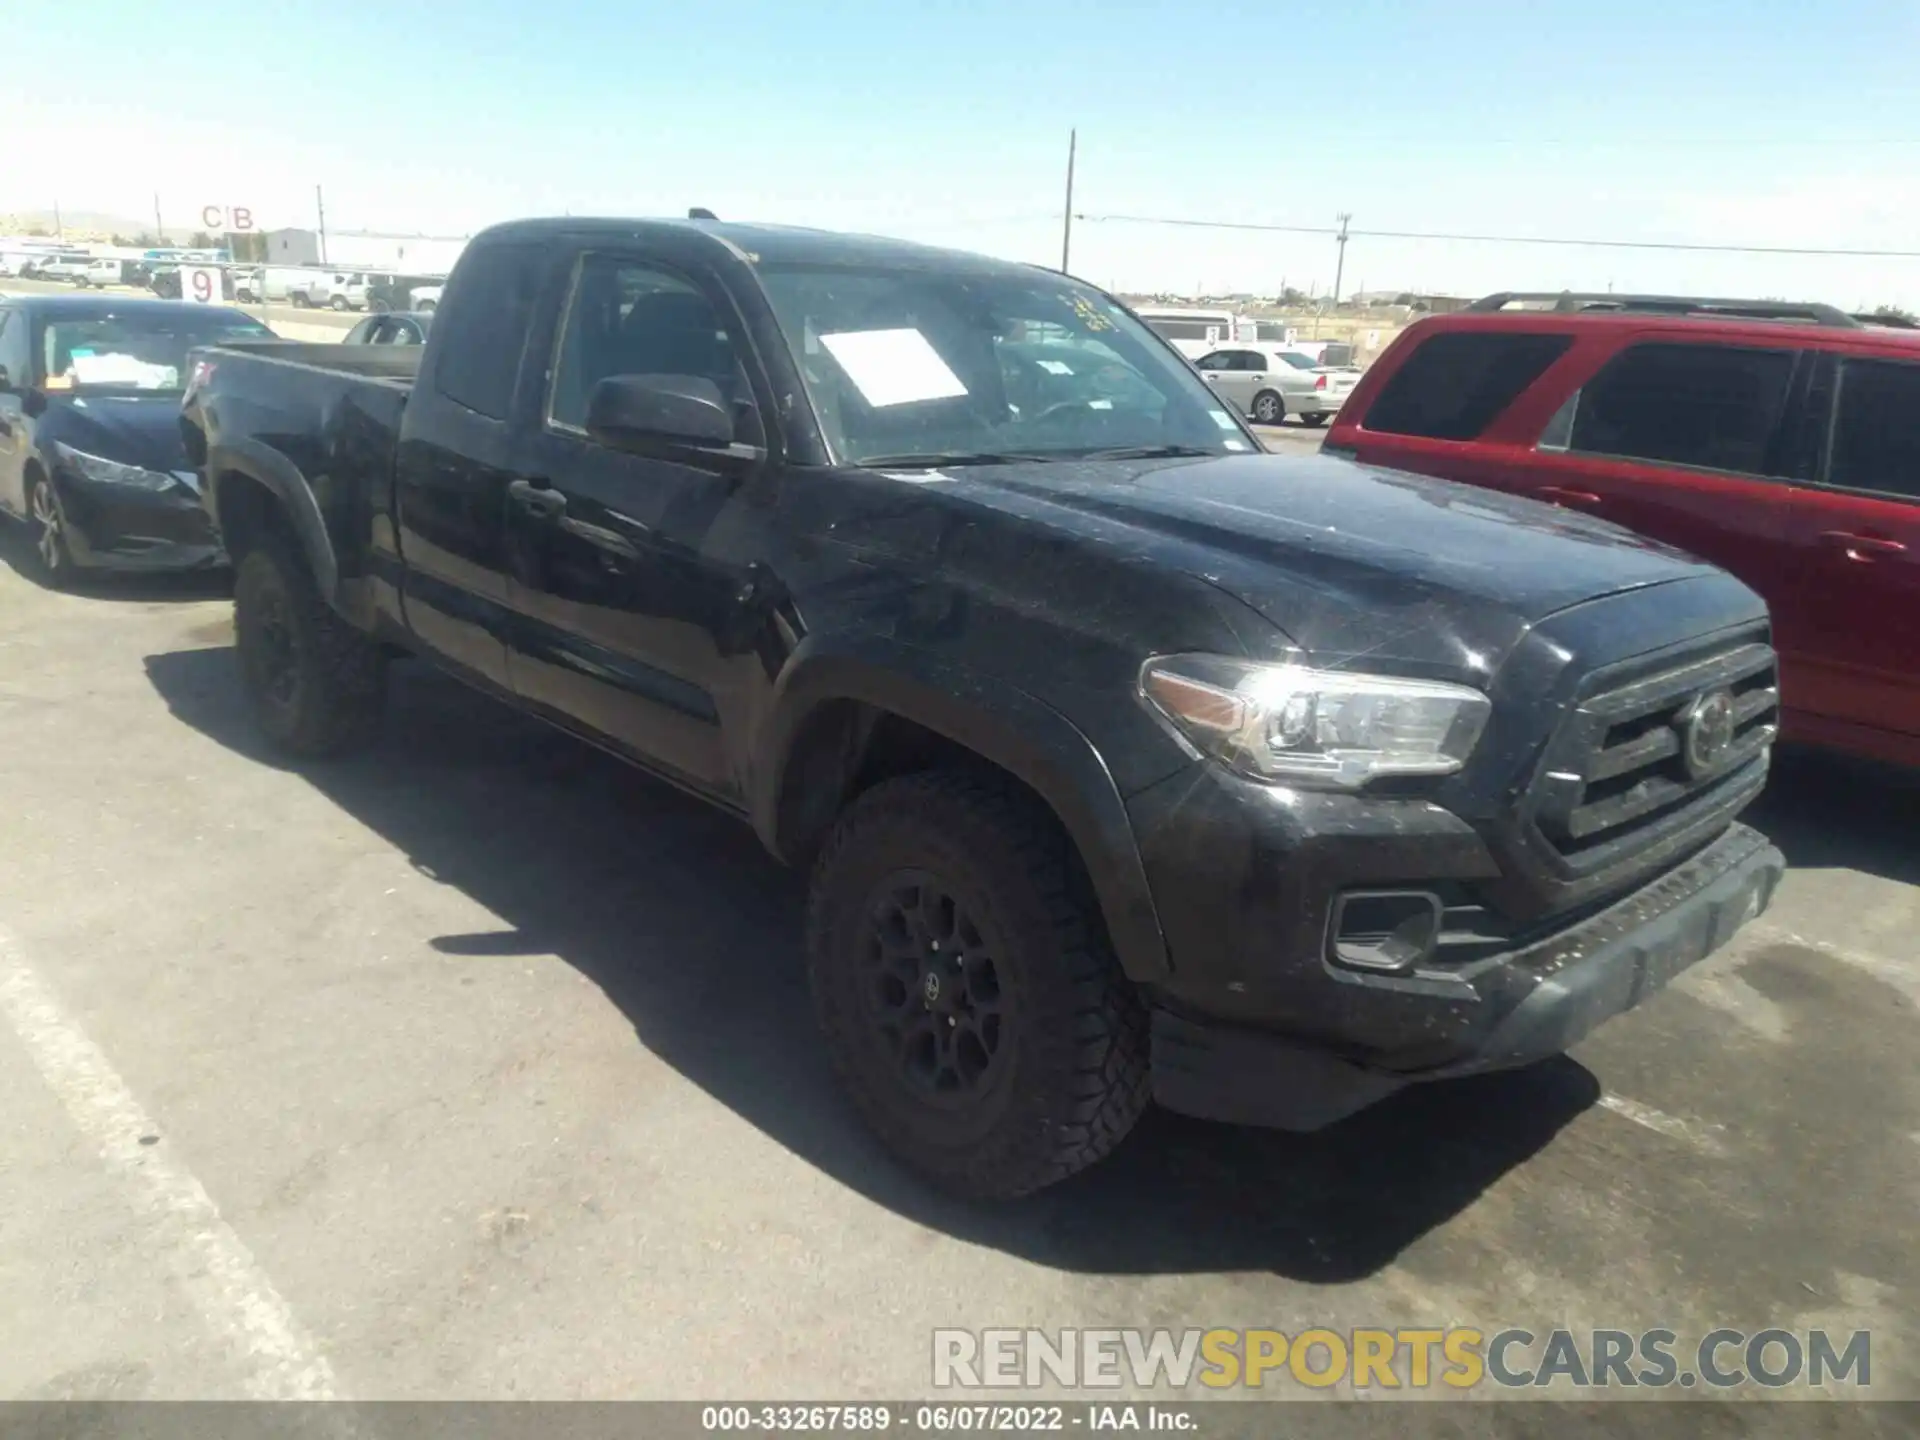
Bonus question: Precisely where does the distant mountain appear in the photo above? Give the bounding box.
[0,209,205,243]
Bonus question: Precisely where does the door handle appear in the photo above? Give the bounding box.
[1819,530,1906,560]
[1537,486,1603,508]
[507,479,566,519]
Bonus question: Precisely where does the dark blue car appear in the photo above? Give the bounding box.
[0,295,273,585]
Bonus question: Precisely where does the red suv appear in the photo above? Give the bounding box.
[1327,293,1920,770]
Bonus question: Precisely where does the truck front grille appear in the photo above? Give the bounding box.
[1532,640,1778,869]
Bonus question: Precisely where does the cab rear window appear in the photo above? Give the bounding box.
[1361,331,1572,441]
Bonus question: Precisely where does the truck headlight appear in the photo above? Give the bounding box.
[53,443,179,492]
[1140,654,1491,790]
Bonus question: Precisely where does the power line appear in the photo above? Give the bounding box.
[1073,212,1920,259]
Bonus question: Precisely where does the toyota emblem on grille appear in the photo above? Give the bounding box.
[1679,689,1738,778]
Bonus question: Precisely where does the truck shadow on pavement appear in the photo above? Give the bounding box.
[147,646,1658,1281]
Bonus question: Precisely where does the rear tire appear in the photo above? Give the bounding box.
[1252,390,1285,424]
[233,541,386,757]
[806,771,1150,1199]
[417,300,437,314]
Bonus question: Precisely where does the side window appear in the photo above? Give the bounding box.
[1195,350,1232,371]
[1829,358,1920,501]
[1569,342,1794,476]
[1362,331,1573,441]
[547,255,743,432]
[431,241,542,420]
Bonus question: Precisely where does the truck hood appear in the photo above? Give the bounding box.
[917,451,1728,679]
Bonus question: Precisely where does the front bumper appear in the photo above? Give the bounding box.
[54,469,224,571]
[1150,822,1782,1130]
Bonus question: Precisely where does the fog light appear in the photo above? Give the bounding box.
[1329,890,1443,973]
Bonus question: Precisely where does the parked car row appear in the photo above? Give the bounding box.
[1194,344,1360,426]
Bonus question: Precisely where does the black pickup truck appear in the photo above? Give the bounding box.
[181,217,1785,1198]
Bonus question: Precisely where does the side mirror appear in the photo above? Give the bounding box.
[585,374,760,470]
[0,365,11,393]
[589,374,732,446]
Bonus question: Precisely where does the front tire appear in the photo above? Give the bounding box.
[330,295,350,311]
[24,473,74,588]
[807,772,1150,1199]
[1303,413,1329,427]
[233,542,386,757]
[1252,389,1285,424]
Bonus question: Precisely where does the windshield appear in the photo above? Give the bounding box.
[1278,351,1318,370]
[39,309,272,393]
[757,264,1253,465]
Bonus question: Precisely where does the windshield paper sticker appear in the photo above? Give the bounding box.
[68,353,179,388]
[1209,410,1238,430]
[819,328,968,408]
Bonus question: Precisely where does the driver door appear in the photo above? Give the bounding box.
[503,248,766,800]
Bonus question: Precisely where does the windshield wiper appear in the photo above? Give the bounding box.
[1070,444,1221,461]
[856,451,1063,470]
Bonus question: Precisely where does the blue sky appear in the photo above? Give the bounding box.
[8,0,1920,305]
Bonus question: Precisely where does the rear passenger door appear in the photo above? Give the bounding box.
[1525,340,1799,608]
[391,240,547,689]
[1190,351,1267,414]
[1195,350,1254,414]
[1781,352,1920,745]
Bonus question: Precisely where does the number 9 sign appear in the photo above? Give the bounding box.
[182,266,222,304]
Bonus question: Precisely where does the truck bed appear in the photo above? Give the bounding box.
[206,338,420,386]
[183,342,417,605]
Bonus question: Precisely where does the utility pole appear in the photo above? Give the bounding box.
[153,192,164,243]
[54,201,64,240]
[1332,212,1352,305]
[316,184,328,265]
[1059,129,1077,274]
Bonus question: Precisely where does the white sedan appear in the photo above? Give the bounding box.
[1193,345,1361,426]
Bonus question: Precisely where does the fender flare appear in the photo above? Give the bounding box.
[205,437,342,606]
[754,636,1173,984]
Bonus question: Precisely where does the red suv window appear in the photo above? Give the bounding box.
[1830,357,1920,500]
[1359,331,1571,441]
[1564,342,1795,476]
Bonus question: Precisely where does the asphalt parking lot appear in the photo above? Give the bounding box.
[0,479,1916,1409]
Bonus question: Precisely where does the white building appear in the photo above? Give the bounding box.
[262,228,468,277]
